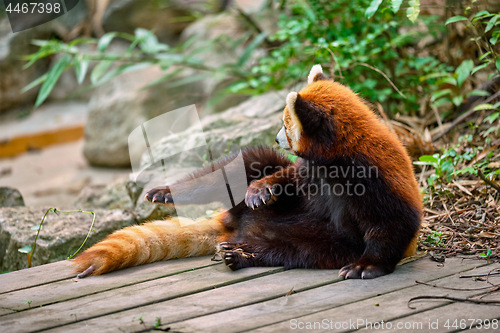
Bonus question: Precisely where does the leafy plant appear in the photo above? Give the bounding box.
[22,0,450,118]
[479,248,492,263]
[424,227,445,247]
[18,208,96,268]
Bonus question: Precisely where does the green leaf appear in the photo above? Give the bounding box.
[471,62,490,75]
[455,59,474,87]
[452,95,463,106]
[163,73,213,89]
[484,112,500,124]
[68,38,95,47]
[466,89,490,97]
[135,28,169,54]
[18,246,32,254]
[288,154,299,162]
[90,60,114,85]
[98,32,117,53]
[31,225,41,231]
[473,103,494,111]
[496,58,500,73]
[491,34,499,45]
[431,97,452,108]
[391,0,403,13]
[431,89,452,102]
[35,55,72,108]
[420,72,449,81]
[406,0,420,23]
[445,16,469,25]
[21,74,47,93]
[485,15,499,33]
[94,63,152,87]
[142,68,185,89]
[74,58,89,85]
[238,32,268,67]
[472,11,493,23]
[419,155,438,163]
[365,0,383,19]
[479,51,492,61]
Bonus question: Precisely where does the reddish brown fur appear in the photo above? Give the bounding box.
[72,214,226,275]
[285,80,422,213]
[73,65,422,279]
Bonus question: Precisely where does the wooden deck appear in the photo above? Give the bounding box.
[0,256,499,332]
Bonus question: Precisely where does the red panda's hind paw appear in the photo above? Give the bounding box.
[339,263,389,279]
[217,242,254,271]
[245,181,276,209]
[145,186,174,205]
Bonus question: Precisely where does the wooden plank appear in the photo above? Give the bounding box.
[42,269,342,333]
[249,263,500,333]
[461,318,500,333]
[0,263,283,333]
[370,303,500,332]
[0,261,74,294]
[164,258,487,333]
[0,309,14,316]
[0,256,218,313]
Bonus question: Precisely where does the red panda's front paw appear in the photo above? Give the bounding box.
[339,263,388,279]
[145,186,174,205]
[245,180,276,209]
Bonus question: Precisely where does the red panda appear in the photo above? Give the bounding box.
[73,65,422,279]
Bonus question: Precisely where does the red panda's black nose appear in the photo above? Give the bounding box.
[275,136,279,144]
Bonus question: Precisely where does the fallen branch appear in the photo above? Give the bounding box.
[477,169,500,194]
[415,280,497,291]
[408,295,500,309]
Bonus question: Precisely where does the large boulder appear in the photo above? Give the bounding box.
[83,65,206,167]
[79,89,288,220]
[0,207,136,272]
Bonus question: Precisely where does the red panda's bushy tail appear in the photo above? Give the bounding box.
[72,213,226,276]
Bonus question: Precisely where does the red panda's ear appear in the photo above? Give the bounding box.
[287,91,330,138]
[307,64,328,84]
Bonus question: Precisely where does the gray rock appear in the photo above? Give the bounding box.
[0,187,25,207]
[83,66,206,167]
[0,207,136,272]
[0,20,51,113]
[140,89,287,172]
[74,178,134,211]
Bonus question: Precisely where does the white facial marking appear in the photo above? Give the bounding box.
[276,126,290,150]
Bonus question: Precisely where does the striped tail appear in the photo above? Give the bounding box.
[72,213,225,276]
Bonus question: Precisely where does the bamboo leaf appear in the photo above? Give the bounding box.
[35,55,72,108]
[74,58,89,84]
[238,32,268,67]
[90,60,113,85]
[22,74,47,93]
[98,32,117,53]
